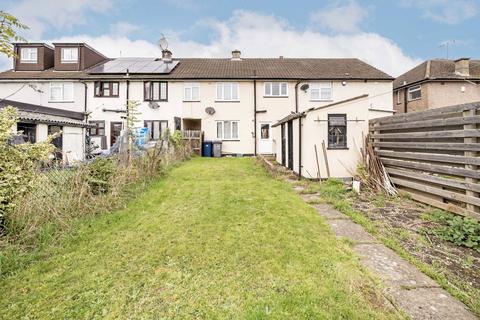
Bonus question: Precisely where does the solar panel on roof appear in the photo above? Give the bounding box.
[88,58,178,74]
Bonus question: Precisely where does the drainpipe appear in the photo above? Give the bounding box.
[80,81,88,160]
[253,70,257,156]
[403,88,408,113]
[295,80,302,179]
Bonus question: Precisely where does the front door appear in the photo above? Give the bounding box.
[258,122,273,154]
[287,121,293,170]
[110,122,123,147]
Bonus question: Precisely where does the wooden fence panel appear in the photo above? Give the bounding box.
[369,102,480,220]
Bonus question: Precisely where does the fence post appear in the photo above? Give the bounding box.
[464,107,479,213]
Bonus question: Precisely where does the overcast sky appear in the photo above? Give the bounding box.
[2,0,479,76]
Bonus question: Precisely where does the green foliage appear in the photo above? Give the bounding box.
[86,158,116,194]
[0,106,54,221]
[0,11,28,58]
[423,210,480,251]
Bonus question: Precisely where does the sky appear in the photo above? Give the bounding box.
[2,0,479,76]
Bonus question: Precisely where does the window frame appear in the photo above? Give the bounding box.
[144,81,168,101]
[327,114,348,149]
[310,82,333,101]
[49,82,74,102]
[61,47,79,63]
[216,120,239,141]
[94,81,119,98]
[397,90,401,104]
[216,82,240,101]
[88,120,106,136]
[407,85,421,101]
[184,82,200,102]
[144,120,168,140]
[20,48,37,63]
[264,82,288,97]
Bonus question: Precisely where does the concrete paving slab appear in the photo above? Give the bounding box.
[326,219,377,243]
[293,185,305,192]
[300,193,320,202]
[313,203,349,219]
[354,244,438,288]
[385,286,476,320]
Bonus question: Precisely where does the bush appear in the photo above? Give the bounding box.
[86,158,116,194]
[424,210,480,251]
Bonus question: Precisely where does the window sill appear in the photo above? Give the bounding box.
[61,61,78,64]
[48,100,74,103]
[95,96,120,98]
[183,100,201,103]
[20,61,37,64]
[263,96,289,98]
[218,139,240,142]
[407,98,421,102]
[215,100,240,103]
[144,100,168,102]
[327,147,349,150]
[310,99,333,102]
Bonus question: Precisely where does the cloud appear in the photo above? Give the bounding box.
[401,0,478,24]
[109,22,141,38]
[6,0,113,39]
[0,10,420,76]
[310,0,368,33]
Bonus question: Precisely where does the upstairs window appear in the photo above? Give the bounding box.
[407,85,421,101]
[216,120,239,140]
[49,82,74,102]
[144,81,168,101]
[94,81,119,97]
[310,82,332,101]
[20,48,37,63]
[264,82,288,97]
[61,47,79,63]
[216,82,239,101]
[88,121,105,136]
[328,114,347,149]
[184,82,200,101]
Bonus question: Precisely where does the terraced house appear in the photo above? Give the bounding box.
[0,42,393,177]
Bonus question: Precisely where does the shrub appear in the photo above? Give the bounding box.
[424,210,480,251]
[86,158,116,194]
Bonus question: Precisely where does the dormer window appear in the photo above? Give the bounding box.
[61,47,79,63]
[20,48,37,63]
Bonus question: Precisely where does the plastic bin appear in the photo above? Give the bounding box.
[202,141,213,157]
[212,141,222,158]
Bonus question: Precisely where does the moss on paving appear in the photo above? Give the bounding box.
[0,158,401,319]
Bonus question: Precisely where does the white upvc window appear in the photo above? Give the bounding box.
[49,82,74,102]
[310,82,332,101]
[216,120,239,140]
[184,82,200,101]
[61,47,79,63]
[264,82,288,97]
[397,91,401,104]
[216,82,239,101]
[20,48,37,63]
[407,85,421,101]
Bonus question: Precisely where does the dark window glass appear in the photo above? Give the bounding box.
[144,81,168,101]
[328,114,347,149]
[261,124,270,139]
[94,81,120,97]
[144,120,168,140]
[17,123,36,143]
[89,120,106,136]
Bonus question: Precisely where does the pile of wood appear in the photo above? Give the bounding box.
[360,134,397,195]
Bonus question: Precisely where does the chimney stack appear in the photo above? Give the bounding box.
[454,57,470,76]
[231,49,241,61]
[162,49,172,63]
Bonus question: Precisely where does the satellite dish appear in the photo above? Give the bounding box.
[149,102,160,109]
[205,107,216,115]
[158,34,168,51]
[300,84,310,91]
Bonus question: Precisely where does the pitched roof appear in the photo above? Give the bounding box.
[394,59,480,89]
[0,57,392,80]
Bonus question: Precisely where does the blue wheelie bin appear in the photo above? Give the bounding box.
[202,141,213,157]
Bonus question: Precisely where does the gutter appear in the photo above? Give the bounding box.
[253,70,257,156]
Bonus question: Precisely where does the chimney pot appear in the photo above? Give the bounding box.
[454,57,470,76]
[162,49,172,62]
[231,49,241,61]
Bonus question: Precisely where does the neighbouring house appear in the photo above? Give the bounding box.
[394,58,480,114]
[0,42,393,168]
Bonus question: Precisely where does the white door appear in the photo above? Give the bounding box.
[258,122,273,154]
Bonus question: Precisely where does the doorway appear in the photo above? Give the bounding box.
[287,121,293,170]
[48,125,63,161]
[258,122,272,154]
[110,122,123,147]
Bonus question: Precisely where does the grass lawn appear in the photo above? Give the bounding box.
[0,158,401,319]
